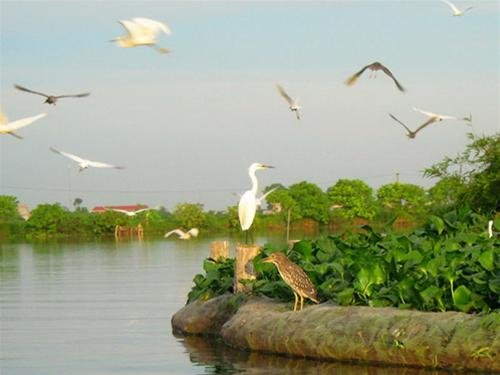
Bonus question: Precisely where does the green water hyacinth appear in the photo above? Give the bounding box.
[188,208,499,313]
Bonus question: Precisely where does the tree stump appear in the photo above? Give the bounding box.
[234,244,261,293]
[210,241,230,262]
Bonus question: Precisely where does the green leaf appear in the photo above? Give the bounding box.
[478,250,494,271]
[429,215,445,235]
[453,285,472,312]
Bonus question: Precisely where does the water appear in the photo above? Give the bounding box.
[0,237,462,374]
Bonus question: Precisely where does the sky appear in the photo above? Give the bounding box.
[0,0,499,211]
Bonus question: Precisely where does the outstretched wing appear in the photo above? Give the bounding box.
[87,160,125,169]
[276,84,293,105]
[345,65,370,86]
[3,113,46,131]
[440,0,461,14]
[132,18,171,35]
[381,65,405,92]
[413,118,436,134]
[389,114,413,134]
[14,84,50,98]
[50,147,87,164]
[413,107,439,118]
[109,208,129,214]
[165,229,185,238]
[55,92,90,99]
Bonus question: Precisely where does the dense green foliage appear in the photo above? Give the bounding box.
[327,179,376,219]
[188,209,500,314]
[424,133,499,213]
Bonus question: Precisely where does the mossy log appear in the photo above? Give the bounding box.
[172,296,500,373]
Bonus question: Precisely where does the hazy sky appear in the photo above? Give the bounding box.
[1,0,498,211]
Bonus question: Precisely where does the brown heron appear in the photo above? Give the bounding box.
[389,113,435,139]
[276,84,301,120]
[262,252,319,311]
[345,62,405,92]
[14,84,90,105]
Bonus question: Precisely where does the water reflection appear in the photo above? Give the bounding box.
[176,334,452,375]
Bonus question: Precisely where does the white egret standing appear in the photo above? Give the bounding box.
[238,163,274,242]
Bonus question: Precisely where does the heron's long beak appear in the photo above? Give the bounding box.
[261,256,272,263]
[263,165,275,169]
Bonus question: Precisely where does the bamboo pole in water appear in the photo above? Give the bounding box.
[210,241,230,261]
[234,244,261,292]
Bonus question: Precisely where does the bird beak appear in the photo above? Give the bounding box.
[262,165,275,169]
[261,256,272,263]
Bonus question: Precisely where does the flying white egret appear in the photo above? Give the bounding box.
[107,207,154,216]
[14,84,90,105]
[112,17,171,53]
[389,113,436,139]
[164,228,199,240]
[440,0,474,16]
[413,108,471,124]
[50,147,125,172]
[0,108,46,139]
[276,84,301,120]
[238,163,274,236]
[345,62,405,92]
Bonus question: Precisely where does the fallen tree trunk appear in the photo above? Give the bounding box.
[172,295,500,373]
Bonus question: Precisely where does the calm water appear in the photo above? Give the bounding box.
[0,236,463,374]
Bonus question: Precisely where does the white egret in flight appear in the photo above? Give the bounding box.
[238,163,274,238]
[345,62,405,92]
[164,228,199,240]
[440,0,474,16]
[50,147,125,172]
[276,84,301,120]
[14,84,90,105]
[0,108,46,139]
[413,108,471,124]
[112,17,171,54]
[107,207,154,216]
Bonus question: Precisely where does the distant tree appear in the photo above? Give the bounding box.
[288,181,330,223]
[26,203,68,234]
[226,205,240,230]
[424,133,500,213]
[427,176,466,211]
[376,183,428,218]
[73,198,83,210]
[172,203,206,229]
[0,195,21,223]
[264,185,300,221]
[327,179,376,219]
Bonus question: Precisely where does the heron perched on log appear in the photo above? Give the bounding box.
[262,252,319,311]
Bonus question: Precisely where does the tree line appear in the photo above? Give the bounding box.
[0,133,498,239]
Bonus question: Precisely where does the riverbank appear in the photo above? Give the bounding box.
[172,294,500,373]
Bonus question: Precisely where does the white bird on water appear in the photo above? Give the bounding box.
[0,108,46,139]
[108,207,154,217]
[112,17,171,53]
[276,84,301,120]
[164,228,199,240]
[440,0,474,16]
[50,147,125,172]
[238,163,274,232]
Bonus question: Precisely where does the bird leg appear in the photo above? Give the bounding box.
[293,292,299,311]
[300,295,304,311]
[245,230,249,244]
